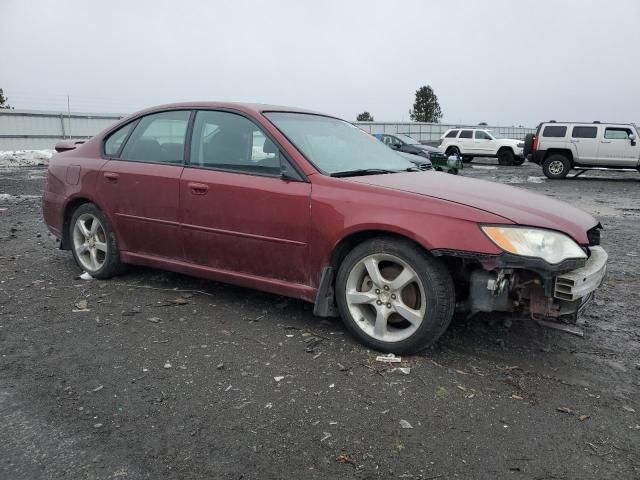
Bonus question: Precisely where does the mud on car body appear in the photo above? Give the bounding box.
[43,102,607,354]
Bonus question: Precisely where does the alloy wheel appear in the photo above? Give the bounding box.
[345,253,426,342]
[72,213,108,272]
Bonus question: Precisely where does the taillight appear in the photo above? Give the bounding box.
[532,135,538,151]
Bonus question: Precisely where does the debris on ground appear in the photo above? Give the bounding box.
[216,363,224,370]
[622,406,636,413]
[172,297,189,305]
[376,353,401,363]
[557,407,574,414]
[274,376,284,382]
[79,271,93,280]
[579,415,590,421]
[147,317,161,323]
[73,300,89,312]
[390,367,411,375]
[536,319,585,337]
[335,454,355,465]
[337,362,349,372]
[92,385,104,392]
[304,336,323,353]
[320,432,331,442]
[399,419,413,429]
[163,362,172,369]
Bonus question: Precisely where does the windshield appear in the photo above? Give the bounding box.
[486,130,500,139]
[394,134,420,145]
[264,112,414,174]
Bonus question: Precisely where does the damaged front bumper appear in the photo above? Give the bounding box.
[460,246,608,323]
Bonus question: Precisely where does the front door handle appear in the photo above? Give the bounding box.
[103,172,119,183]
[188,182,209,195]
[600,141,612,144]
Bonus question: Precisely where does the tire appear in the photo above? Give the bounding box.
[69,203,123,279]
[462,156,474,163]
[448,168,459,175]
[335,237,455,354]
[542,154,571,179]
[512,156,525,166]
[523,133,534,157]
[445,146,460,157]
[497,149,515,166]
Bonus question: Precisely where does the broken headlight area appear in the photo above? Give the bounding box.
[443,246,608,324]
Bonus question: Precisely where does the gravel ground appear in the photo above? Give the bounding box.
[0,160,638,479]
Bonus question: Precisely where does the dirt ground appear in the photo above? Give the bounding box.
[1,160,638,479]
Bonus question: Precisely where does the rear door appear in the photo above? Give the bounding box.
[597,126,638,167]
[180,110,311,284]
[457,129,473,153]
[97,110,191,259]
[570,125,600,164]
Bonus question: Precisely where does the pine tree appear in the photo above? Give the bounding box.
[356,111,374,122]
[0,88,12,109]
[409,85,442,122]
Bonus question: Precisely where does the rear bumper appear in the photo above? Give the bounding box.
[531,151,544,165]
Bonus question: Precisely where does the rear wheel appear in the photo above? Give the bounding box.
[335,237,455,354]
[497,149,515,165]
[542,154,571,179]
[448,168,459,175]
[69,203,123,279]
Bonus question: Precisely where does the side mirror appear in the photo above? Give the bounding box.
[391,144,401,150]
[629,133,637,145]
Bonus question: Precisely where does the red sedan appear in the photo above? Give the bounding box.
[42,102,607,353]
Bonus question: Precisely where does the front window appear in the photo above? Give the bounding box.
[474,130,493,140]
[264,113,414,175]
[604,127,632,140]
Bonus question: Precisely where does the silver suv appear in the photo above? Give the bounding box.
[526,121,639,179]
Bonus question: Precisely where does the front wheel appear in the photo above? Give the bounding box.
[335,237,455,354]
[512,156,525,166]
[70,203,123,279]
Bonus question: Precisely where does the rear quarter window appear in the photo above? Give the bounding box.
[542,125,567,137]
[445,130,459,138]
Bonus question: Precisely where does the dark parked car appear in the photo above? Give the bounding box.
[43,102,607,353]
[372,133,463,174]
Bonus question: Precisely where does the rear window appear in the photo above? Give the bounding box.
[445,130,459,138]
[459,130,472,139]
[572,126,597,138]
[542,125,567,137]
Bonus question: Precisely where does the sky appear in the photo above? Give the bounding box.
[1,0,639,126]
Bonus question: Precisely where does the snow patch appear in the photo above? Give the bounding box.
[0,150,54,168]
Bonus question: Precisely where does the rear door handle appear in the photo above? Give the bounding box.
[103,172,119,182]
[188,182,209,195]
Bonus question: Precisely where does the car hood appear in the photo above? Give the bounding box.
[348,172,597,244]
[411,144,442,153]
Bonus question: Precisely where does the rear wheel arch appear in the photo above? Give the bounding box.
[544,149,573,165]
[61,197,112,250]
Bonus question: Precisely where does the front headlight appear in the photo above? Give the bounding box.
[517,142,525,148]
[481,226,587,264]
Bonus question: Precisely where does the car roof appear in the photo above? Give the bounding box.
[541,121,633,126]
[131,101,329,118]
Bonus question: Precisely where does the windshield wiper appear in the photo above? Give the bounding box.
[330,168,400,178]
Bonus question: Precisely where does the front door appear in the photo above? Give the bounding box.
[473,130,494,154]
[180,110,311,284]
[597,127,639,167]
[96,110,191,259]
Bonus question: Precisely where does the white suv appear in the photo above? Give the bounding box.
[527,121,640,179]
[440,128,525,166]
